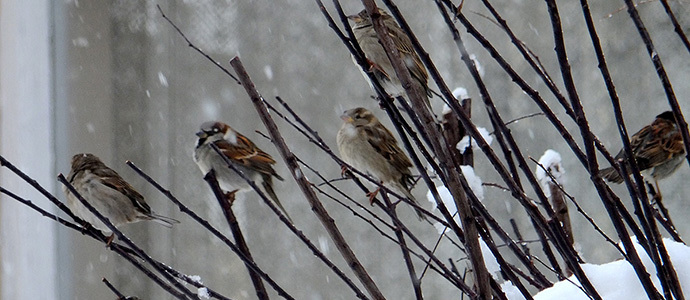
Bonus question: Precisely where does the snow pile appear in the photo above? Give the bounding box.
[453,87,469,100]
[426,185,454,234]
[426,166,484,234]
[460,165,484,200]
[457,127,493,154]
[442,87,469,115]
[188,275,210,299]
[534,149,564,197]
[480,238,500,278]
[470,54,485,78]
[503,281,526,300]
[526,238,690,300]
[197,287,210,299]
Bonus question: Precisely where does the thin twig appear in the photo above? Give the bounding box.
[156,5,240,84]
[102,278,130,299]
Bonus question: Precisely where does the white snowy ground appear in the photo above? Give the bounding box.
[427,149,690,299]
[528,238,690,300]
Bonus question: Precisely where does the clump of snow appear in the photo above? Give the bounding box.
[531,238,690,300]
[318,235,330,254]
[534,149,564,197]
[426,186,454,212]
[294,168,303,180]
[453,87,469,100]
[502,281,526,300]
[426,168,483,234]
[460,165,483,201]
[480,238,500,278]
[457,127,493,154]
[442,104,452,115]
[433,222,448,235]
[443,87,470,115]
[470,54,485,78]
[197,287,210,299]
[188,275,203,284]
[426,186,457,234]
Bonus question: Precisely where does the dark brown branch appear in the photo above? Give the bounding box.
[437,0,573,282]
[58,174,199,300]
[265,100,469,289]
[0,185,230,300]
[203,170,268,300]
[128,161,361,300]
[102,278,132,300]
[381,192,423,299]
[229,56,384,300]
[358,2,492,297]
[127,163,292,299]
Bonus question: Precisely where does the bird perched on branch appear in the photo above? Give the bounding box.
[600,111,685,186]
[348,8,431,108]
[64,153,178,234]
[337,107,426,220]
[194,121,292,222]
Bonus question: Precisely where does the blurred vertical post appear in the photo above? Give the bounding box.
[0,0,57,298]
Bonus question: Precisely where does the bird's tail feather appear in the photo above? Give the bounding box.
[600,166,624,183]
[263,177,293,223]
[147,213,180,228]
[393,181,427,221]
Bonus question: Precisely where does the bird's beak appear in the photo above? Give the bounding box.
[340,114,353,123]
[347,14,362,22]
[196,131,208,138]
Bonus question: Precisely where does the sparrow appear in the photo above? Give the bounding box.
[601,111,685,184]
[63,153,178,234]
[336,107,426,220]
[193,121,292,222]
[348,8,432,108]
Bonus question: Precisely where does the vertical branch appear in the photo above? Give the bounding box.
[381,192,422,300]
[442,98,472,167]
[577,1,672,298]
[548,180,572,276]
[229,57,385,300]
[357,1,492,297]
[203,170,268,300]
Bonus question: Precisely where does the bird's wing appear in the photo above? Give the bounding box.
[96,171,152,214]
[214,135,283,180]
[389,26,428,86]
[364,124,413,173]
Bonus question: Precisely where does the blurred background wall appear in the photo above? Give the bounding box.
[1,0,690,299]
